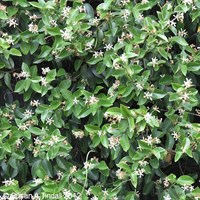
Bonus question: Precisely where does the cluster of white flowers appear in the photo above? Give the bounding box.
[72,130,84,139]
[70,165,77,174]
[142,135,160,146]
[61,29,74,41]
[135,168,145,178]
[18,123,29,131]
[86,95,99,105]
[116,168,127,179]
[13,70,30,79]
[93,50,104,58]
[78,5,86,13]
[28,23,38,33]
[109,136,120,149]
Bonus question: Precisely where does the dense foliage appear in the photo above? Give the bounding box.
[0,0,200,199]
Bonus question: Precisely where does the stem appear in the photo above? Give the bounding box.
[81,149,95,197]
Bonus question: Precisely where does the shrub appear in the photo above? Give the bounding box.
[0,0,200,199]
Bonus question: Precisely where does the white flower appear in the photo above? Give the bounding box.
[70,165,77,174]
[18,123,29,131]
[141,0,149,4]
[63,189,73,199]
[163,194,171,200]
[120,0,130,6]
[28,23,38,33]
[178,29,187,37]
[120,53,128,63]
[84,161,95,169]
[46,117,54,125]
[104,43,113,51]
[135,168,145,178]
[7,18,18,27]
[72,130,84,139]
[62,7,71,18]
[167,20,176,27]
[116,169,126,179]
[73,97,79,105]
[151,57,159,67]
[85,41,93,50]
[50,17,57,27]
[172,131,180,141]
[78,5,86,13]
[183,78,193,89]
[33,178,43,185]
[135,82,143,91]
[144,91,153,100]
[109,136,120,149]
[42,67,50,75]
[29,14,39,21]
[91,196,98,200]
[34,137,42,145]
[16,138,23,147]
[138,160,148,167]
[2,178,15,186]
[41,77,48,86]
[88,95,99,105]
[179,91,189,102]
[30,100,40,107]
[183,0,193,5]
[174,13,184,23]
[93,51,103,58]
[23,109,34,118]
[61,29,73,41]
[122,9,131,21]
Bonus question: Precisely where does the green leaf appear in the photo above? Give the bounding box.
[176,175,194,185]
[171,36,188,46]
[120,134,130,152]
[10,48,22,56]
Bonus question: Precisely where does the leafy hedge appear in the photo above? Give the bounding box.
[0,0,200,199]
